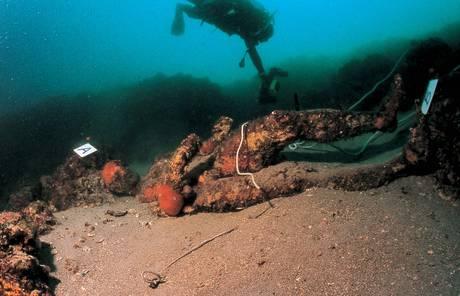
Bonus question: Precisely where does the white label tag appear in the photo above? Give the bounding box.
[73,143,98,158]
[421,79,438,115]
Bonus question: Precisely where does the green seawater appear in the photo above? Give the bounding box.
[1,0,460,199]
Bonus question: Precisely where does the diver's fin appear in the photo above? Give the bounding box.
[171,9,185,36]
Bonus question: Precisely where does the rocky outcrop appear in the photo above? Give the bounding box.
[0,204,56,296]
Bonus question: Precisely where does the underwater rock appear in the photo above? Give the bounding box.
[0,212,35,251]
[0,211,53,295]
[403,69,460,195]
[400,38,455,109]
[0,253,52,296]
[105,209,128,217]
[101,160,139,196]
[21,201,55,235]
[8,185,42,211]
[39,153,108,210]
[375,39,460,197]
[404,125,430,167]
[334,53,394,110]
[0,278,29,296]
[37,152,140,210]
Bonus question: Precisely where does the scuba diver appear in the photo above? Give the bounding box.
[171,0,288,103]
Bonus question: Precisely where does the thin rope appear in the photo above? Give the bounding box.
[347,48,409,111]
[142,226,237,289]
[327,131,382,156]
[236,122,261,190]
[289,48,410,152]
[326,111,416,156]
[163,227,237,273]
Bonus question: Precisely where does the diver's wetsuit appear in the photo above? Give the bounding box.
[179,0,273,42]
[172,0,286,103]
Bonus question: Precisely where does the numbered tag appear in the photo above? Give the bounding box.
[421,79,438,115]
[73,143,98,158]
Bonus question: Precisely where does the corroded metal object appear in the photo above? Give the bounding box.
[140,75,407,212]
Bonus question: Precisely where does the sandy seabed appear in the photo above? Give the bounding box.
[41,175,460,296]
